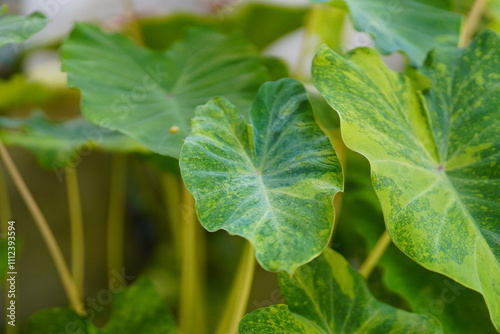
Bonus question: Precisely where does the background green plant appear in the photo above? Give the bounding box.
[0,1,498,333]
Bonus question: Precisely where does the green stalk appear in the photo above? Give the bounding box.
[179,183,206,334]
[215,240,255,334]
[0,164,16,334]
[0,142,84,314]
[65,167,85,296]
[292,4,318,79]
[459,0,488,47]
[106,154,127,282]
[0,163,12,223]
[359,230,392,279]
[161,173,182,260]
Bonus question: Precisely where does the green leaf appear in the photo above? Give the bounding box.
[0,7,47,47]
[313,30,500,329]
[25,277,178,333]
[0,112,148,170]
[335,151,497,333]
[24,308,92,334]
[100,277,178,333]
[61,24,270,158]
[316,0,462,66]
[239,304,324,334]
[0,75,53,112]
[139,13,217,51]
[219,3,308,50]
[239,248,442,333]
[180,78,342,273]
[139,3,308,51]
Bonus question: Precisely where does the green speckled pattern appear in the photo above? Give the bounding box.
[61,24,270,158]
[180,78,343,273]
[239,248,442,333]
[312,0,462,66]
[313,30,500,330]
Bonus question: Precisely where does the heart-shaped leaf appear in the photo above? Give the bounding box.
[0,6,47,47]
[25,277,179,334]
[313,30,500,330]
[335,151,497,333]
[313,0,462,66]
[180,78,342,273]
[0,112,148,170]
[61,24,271,158]
[239,248,443,333]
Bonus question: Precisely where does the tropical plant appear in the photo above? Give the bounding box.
[0,1,498,333]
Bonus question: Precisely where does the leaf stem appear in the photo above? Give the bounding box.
[107,154,127,282]
[121,0,144,45]
[359,230,392,279]
[161,172,182,261]
[215,240,255,334]
[0,163,12,224]
[459,0,488,47]
[292,4,319,79]
[65,167,85,296]
[0,142,84,315]
[179,183,206,334]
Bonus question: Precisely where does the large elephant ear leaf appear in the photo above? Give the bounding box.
[313,30,500,330]
[0,6,47,47]
[180,78,343,273]
[239,248,443,334]
[313,0,462,66]
[61,24,270,158]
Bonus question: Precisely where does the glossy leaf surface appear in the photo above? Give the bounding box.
[180,78,342,272]
[239,248,442,333]
[313,30,500,329]
[335,151,497,333]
